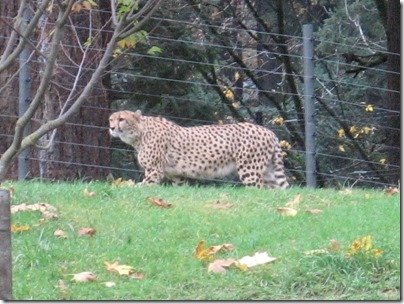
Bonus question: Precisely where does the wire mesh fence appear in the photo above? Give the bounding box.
[0,6,399,189]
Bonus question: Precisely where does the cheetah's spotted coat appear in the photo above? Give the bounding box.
[109,110,289,188]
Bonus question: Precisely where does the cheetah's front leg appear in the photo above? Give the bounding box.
[140,169,164,185]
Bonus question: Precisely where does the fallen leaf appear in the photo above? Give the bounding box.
[303,248,328,256]
[208,258,237,273]
[78,228,96,237]
[11,203,58,218]
[103,281,116,287]
[340,189,352,195]
[147,197,173,208]
[276,207,298,217]
[384,187,399,196]
[112,177,123,186]
[286,193,301,208]
[83,188,95,197]
[72,271,97,282]
[194,241,235,261]
[329,239,341,252]
[305,209,323,214]
[112,178,135,187]
[54,229,68,239]
[212,201,234,209]
[237,252,277,268]
[10,224,30,233]
[56,279,68,298]
[129,272,144,280]
[104,261,135,276]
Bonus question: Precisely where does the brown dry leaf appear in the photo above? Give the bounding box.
[237,252,277,268]
[329,239,341,252]
[286,193,301,208]
[104,261,135,276]
[212,201,234,209]
[276,207,298,217]
[83,188,95,197]
[10,224,30,233]
[129,272,144,280]
[147,197,173,208]
[194,241,235,261]
[54,229,68,239]
[384,187,399,196]
[72,271,97,282]
[78,227,96,237]
[208,258,237,273]
[56,279,68,298]
[305,209,323,214]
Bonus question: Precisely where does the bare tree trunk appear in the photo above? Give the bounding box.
[30,10,111,180]
[0,1,20,180]
[384,0,400,184]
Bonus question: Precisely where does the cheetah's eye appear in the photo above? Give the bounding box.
[119,118,125,122]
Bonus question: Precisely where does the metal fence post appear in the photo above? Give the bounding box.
[0,190,12,300]
[303,24,317,188]
[18,3,32,180]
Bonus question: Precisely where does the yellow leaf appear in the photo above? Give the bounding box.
[10,224,30,233]
[232,102,240,109]
[83,188,95,197]
[379,158,386,164]
[104,261,135,276]
[82,1,92,10]
[365,104,374,112]
[337,129,345,138]
[276,207,298,216]
[194,241,234,261]
[272,117,284,125]
[338,145,345,152]
[280,140,292,150]
[223,88,234,100]
[361,126,372,134]
[285,193,301,208]
[349,126,358,134]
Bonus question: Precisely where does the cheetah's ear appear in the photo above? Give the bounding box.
[134,110,142,117]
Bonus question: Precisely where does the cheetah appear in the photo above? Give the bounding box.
[109,110,289,189]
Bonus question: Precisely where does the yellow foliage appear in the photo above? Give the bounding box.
[337,129,345,137]
[279,140,292,150]
[345,235,382,258]
[365,104,374,112]
[272,117,284,125]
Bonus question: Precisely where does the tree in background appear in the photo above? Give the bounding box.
[0,0,161,182]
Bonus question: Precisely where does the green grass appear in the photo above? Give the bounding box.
[5,181,400,300]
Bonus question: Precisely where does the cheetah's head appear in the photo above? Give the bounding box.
[109,110,143,147]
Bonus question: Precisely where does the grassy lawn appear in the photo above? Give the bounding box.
[5,181,400,300]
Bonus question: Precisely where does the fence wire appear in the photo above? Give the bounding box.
[0,8,400,189]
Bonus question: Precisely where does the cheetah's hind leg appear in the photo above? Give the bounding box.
[263,152,289,189]
[170,176,189,186]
